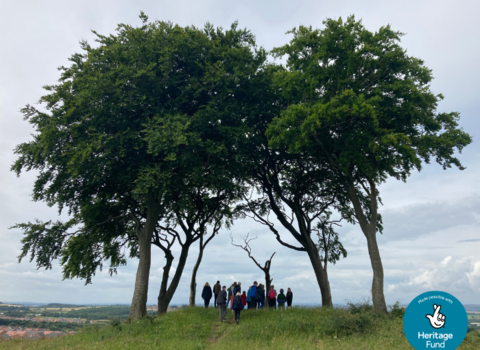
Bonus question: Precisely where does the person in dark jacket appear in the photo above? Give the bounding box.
[232,292,244,324]
[213,281,221,307]
[234,282,242,295]
[202,282,213,308]
[255,284,265,309]
[249,282,257,309]
[277,288,286,310]
[227,282,237,309]
[286,288,293,309]
[217,286,227,322]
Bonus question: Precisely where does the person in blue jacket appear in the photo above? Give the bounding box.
[202,282,213,308]
[249,281,257,309]
[232,292,244,324]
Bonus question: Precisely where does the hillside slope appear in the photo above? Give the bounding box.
[0,307,479,349]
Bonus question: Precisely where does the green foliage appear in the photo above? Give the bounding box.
[389,301,406,319]
[267,15,471,184]
[11,14,263,288]
[346,299,374,315]
[465,330,480,347]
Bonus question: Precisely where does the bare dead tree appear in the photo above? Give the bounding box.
[230,233,275,306]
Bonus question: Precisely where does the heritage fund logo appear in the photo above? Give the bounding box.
[426,304,446,329]
[403,291,467,349]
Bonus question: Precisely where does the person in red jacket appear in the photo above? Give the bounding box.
[241,291,247,308]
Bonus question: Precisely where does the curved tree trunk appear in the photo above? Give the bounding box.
[305,241,332,307]
[189,235,203,307]
[128,230,152,320]
[365,227,387,313]
[346,181,387,314]
[128,197,161,320]
[158,240,192,315]
[157,248,174,314]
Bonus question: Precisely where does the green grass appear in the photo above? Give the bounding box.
[1,307,479,350]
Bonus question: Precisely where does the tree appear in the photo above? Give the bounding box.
[139,23,265,314]
[231,233,275,304]
[189,221,220,307]
[238,156,349,307]
[153,186,239,314]
[266,16,472,312]
[11,14,262,320]
[232,64,349,307]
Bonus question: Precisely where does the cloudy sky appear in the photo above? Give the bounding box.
[1,0,479,308]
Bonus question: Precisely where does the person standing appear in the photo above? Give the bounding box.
[249,282,257,309]
[227,282,237,309]
[268,285,277,309]
[217,286,227,322]
[255,284,265,309]
[232,292,244,324]
[213,281,221,308]
[286,288,293,309]
[202,282,213,308]
[236,282,242,295]
[246,287,252,309]
[277,289,286,310]
[241,291,247,309]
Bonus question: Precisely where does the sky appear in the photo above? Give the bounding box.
[0,0,479,308]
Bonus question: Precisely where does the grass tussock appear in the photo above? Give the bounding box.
[0,304,478,350]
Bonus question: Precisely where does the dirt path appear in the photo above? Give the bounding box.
[207,311,235,344]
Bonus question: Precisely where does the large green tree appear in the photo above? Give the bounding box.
[12,14,259,319]
[235,65,350,307]
[267,16,472,313]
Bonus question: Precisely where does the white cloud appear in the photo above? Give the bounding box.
[466,261,480,292]
[388,256,480,299]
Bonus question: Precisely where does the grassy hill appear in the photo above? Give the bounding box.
[1,306,479,349]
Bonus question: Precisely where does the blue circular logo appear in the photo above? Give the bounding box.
[403,291,468,349]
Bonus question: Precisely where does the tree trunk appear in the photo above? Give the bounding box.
[128,198,160,320]
[346,181,387,314]
[157,240,192,315]
[364,226,387,313]
[156,247,174,316]
[189,235,204,307]
[265,269,272,309]
[304,238,333,307]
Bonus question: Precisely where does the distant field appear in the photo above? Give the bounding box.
[40,307,106,312]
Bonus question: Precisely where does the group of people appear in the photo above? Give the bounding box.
[201,281,293,324]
